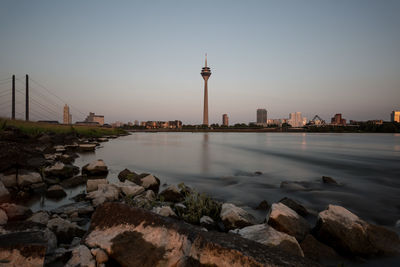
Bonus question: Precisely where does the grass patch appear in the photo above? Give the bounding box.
[176,183,221,225]
[0,118,126,138]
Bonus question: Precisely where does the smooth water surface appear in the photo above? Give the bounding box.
[32,132,400,231]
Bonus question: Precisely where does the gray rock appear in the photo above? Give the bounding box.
[231,224,304,257]
[82,160,108,176]
[279,197,309,217]
[51,202,94,216]
[84,202,319,266]
[47,217,86,244]
[114,180,145,197]
[152,206,177,217]
[44,162,79,179]
[220,203,256,230]
[27,211,50,225]
[315,204,400,256]
[322,176,338,185]
[86,178,108,192]
[140,174,160,193]
[267,203,311,241]
[79,143,97,151]
[86,184,120,207]
[159,185,184,202]
[66,244,96,267]
[46,185,67,199]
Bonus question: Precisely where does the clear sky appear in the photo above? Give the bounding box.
[0,0,399,124]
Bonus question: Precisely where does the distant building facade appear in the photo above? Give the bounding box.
[134,120,139,126]
[331,113,346,125]
[222,114,229,126]
[63,104,72,124]
[391,110,400,123]
[257,109,267,125]
[140,120,182,129]
[84,112,104,126]
[288,112,306,127]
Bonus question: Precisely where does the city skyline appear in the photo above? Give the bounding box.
[1,1,399,124]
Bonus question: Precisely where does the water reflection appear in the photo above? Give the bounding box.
[201,133,210,173]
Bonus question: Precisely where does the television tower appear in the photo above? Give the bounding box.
[201,54,211,126]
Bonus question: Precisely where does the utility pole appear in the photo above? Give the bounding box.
[25,74,29,121]
[12,75,15,120]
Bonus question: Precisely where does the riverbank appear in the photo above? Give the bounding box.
[0,128,399,266]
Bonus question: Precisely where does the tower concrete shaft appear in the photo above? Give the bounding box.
[201,54,211,126]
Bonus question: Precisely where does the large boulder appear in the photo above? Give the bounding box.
[82,160,108,176]
[47,217,86,245]
[231,224,304,257]
[46,185,67,199]
[0,181,10,203]
[84,202,319,266]
[220,203,256,230]
[66,245,95,267]
[0,203,32,221]
[159,185,184,202]
[86,179,108,193]
[279,197,309,217]
[300,234,343,264]
[0,231,47,266]
[314,204,400,257]
[86,184,120,207]
[44,162,79,179]
[267,203,311,241]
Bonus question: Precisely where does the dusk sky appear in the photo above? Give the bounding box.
[0,0,399,124]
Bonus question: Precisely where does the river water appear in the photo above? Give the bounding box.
[30,132,400,232]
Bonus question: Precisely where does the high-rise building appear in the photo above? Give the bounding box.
[257,109,267,125]
[201,54,211,126]
[134,120,139,126]
[63,104,72,124]
[288,112,306,127]
[391,110,400,123]
[222,114,229,126]
[331,113,346,125]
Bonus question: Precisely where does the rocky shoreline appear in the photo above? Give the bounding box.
[0,127,399,266]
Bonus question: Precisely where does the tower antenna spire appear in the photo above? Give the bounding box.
[205,53,207,67]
